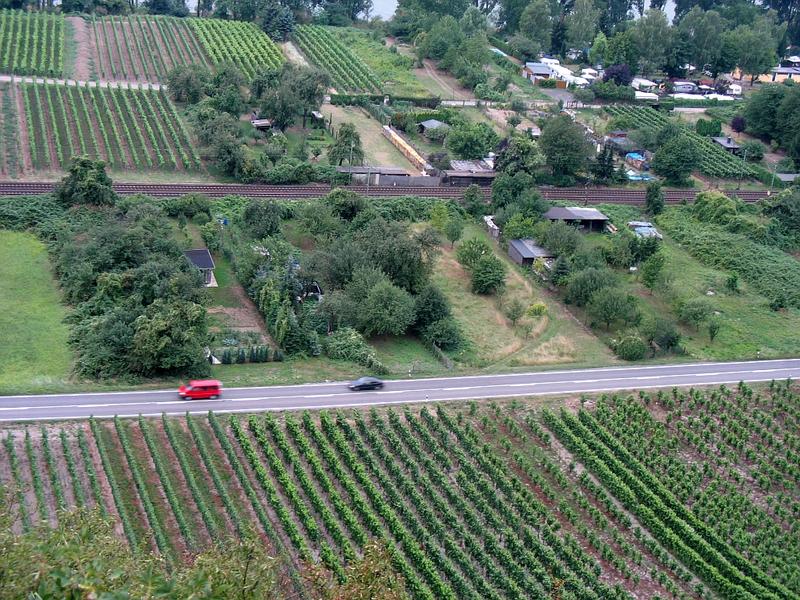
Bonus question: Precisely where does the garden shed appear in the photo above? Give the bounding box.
[419,119,448,138]
[712,137,741,154]
[508,239,554,266]
[543,207,610,232]
[184,249,216,286]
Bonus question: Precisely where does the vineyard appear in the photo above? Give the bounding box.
[19,81,200,171]
[188,18,283,79]
[294,25,382,93]
[605,105,760,179]
[0,9,63,77]
[90,16,282,83]
[0,82,22,177]
[2,385,797,598]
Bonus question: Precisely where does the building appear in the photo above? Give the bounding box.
[445,158,496,186]
[508,239,555,266]
[522,62,553,81]
[672,81,698,94]
[419,119,448,138]
[184,249,216,286]
[631,77,657,92]
[336,166,410,185]
[712,136,741,154]
[543,207,610,231]
[776,173,799,184]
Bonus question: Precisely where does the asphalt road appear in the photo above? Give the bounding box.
[1,359,799,423]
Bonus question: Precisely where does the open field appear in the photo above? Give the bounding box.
[2,381,797,598]
[0,9,64,77]
[0,231,72,391]
[18,81,200,172]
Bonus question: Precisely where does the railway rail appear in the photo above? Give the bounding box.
[0,181,772,203]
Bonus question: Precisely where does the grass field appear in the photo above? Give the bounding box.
[435,225,614,369]
[2,381,797,598]
[0,231,72,391]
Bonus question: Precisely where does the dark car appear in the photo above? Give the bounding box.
[348,376,384,391]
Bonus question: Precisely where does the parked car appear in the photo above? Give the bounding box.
[178,379,222,400]
[348,377,384,391]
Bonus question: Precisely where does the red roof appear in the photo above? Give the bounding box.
[189,379,222,387]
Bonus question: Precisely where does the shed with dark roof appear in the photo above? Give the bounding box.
[543,207,609,231]
[508,239,554,266]
[184,249,215,285]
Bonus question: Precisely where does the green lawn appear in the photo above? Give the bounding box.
[208,253,239,308]
[371,335,447,377]
[0,231,72,392]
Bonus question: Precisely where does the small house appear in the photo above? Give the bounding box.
[419,119,448,138]
[543,207,610,232]
[184,249,216,286]
[508,239,554,266]
[522,62,553,81]
[672,81,698,94]
[711,136,741,154]
[250,117,273,131]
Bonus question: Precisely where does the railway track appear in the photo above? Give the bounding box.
[0,181,772,203]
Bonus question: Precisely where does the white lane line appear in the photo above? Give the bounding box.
[3,359,799,400]
[4,368,799,414]
[1,376,792,422]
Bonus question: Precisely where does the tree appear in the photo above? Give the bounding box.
[414,284,452,331]
[505,297,525,325]
[500,0,530,32]
[471,255,507,294]
[614,333,648,360]
[494,135,545,175]
[632,9,670,75]
[652,134,700,184]
[588,32,608,65]
[421,317,464,350]
[460,5,488,37]
[463,184,486,217]
[444,216,464,247]
[506,113,522,129]
[491,171,533,209]
[641,317,681,352]
[55,157,116,207]
[708,318,721,342]
[731,115,747,134]
[501,213,537,241]
[446,122,500,160]
[591,144,617,183]
[565,267,616,306]
[640,251,665,291]
[679,297,713,329]
[539,116,592,179]
[519,0,553,52]
[604,30,638,68]
[328,123,365,166]
[645,181,665,215]
[728,22,780,83]
[456,237,492,269]
[131,299,209,376]
[566,0,600,51]
[286,65,330,128]
[243,199,283,239]
[259,2,295,40]
[745,84,787,140]
[677,7,727,76]
[360,280,416,336]
[587,287,639,329]
[602,63,633,86]
[740,140,765,162]
[166,64,210,103]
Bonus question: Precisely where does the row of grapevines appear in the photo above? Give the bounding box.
[189,18,282,79]
[24,428,48,522]
[113,416,171,557]
[89,418,137,545]
[294,25,381,93]
[138,416,197,549]
[40,426,66,512]
[59,430,86,509]
[157,89,201,169]
[19,81,41,167]
[0,10,63,77]
[77,426,106,514]
[3,433,31,530]
[162,414,221,541]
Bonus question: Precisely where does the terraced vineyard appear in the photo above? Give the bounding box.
[0,9,64,77]
[18,81,200,171]
[90,15,282,83]
[2,384,797,598]
[0,82,22,177]
[293,25,382,93]
[605,105,761,179]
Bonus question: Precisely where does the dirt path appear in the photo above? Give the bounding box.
[280,41,309,67]
[67,17,92,82]
[419,59,470,100]
[12,84,32,174]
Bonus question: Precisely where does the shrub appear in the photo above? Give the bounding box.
[527,301,547,317]
[641,317,681,353]
[565,267,616,307]
[456,238,493,270]
[613,333,647,360]
[421,317,464,351]
[200,222,222,252]
[573,87,595,103]
[678,297,713,329]
[740,140,765,162]
[471,255,507,295]
[323,327,386,372]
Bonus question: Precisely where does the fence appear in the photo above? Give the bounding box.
[381,125,432,173]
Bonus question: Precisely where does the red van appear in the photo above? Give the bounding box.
[178,379,222,400]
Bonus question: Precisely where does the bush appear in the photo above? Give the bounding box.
[471,255,507,295]
[565,267,616,307]
[613,333,647,360]
[421,317,464,351]
[200,222,222,252]
[573,87,595,103]
[678,297,713,329]
[740,140,765,162]
[527,301,547,317]
[323,327,386,372]
[456,238,493,270]
[641,317,681,353]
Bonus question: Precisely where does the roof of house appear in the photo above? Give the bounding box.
[336,166,409,175]
[543,207,609,221]
[524,62,553,76]
[419,119,447,130]
[449,159,493,173]
[184,249,215,270]
[712,136,741,149]
[772,66,800,75]
[444,170,497,178]
[776,173,799,182]
[509,239,554,259]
